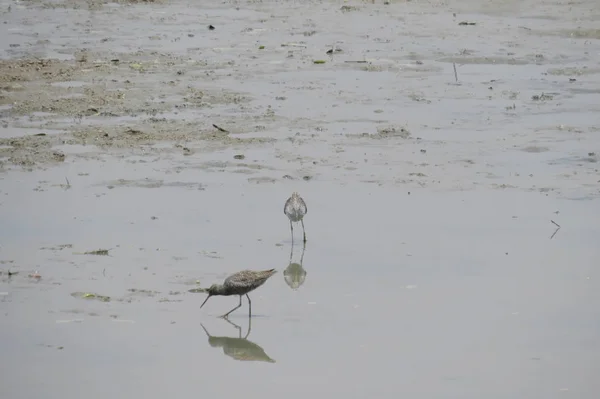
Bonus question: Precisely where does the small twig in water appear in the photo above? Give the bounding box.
[550,220,561,239]
[453,63,458,82]
[327,42,334,55]
[212,124,229,133]
[65,177,70,187]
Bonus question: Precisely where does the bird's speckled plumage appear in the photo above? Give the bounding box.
[284,192,307,222]
[222,269,277,295]
[284,192,307,243]
[200,269,277,318]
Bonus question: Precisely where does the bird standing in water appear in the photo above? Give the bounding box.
[284,192,307,243]
[200,269,277,318]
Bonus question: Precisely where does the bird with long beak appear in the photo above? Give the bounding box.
[200,269,277,318]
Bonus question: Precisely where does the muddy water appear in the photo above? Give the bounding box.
[1,0,600,398]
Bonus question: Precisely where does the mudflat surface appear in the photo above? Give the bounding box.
[1,0,599,398]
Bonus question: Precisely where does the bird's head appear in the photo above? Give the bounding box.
[206,284,219,295]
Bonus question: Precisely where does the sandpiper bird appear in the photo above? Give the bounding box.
[284,192,307,243]
[200,269,277,318]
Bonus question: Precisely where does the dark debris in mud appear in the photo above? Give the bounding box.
[346,125,412,140]
[80,249,111,256]
[376,125,411,139]
[0,134,62,168]
[531,93,554,101]
[26,0,167,11]
[40,244,73,251]
[0,58,77,83]
[0,270,18,278]
[0,50,275,169]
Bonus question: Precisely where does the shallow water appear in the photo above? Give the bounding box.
[2,172,599,398]
[1,0,600,398]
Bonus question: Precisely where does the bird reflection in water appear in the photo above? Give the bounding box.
[283,240,306,290]
[200,318,275,363]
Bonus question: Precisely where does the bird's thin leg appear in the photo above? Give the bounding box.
[289,240,294,264]
[221,295,243,319]
[290,220,294,243]
[246,293,252,318]
[301,219,307,243]
[300,242,305,265]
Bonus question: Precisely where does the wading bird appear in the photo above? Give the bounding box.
[284,192,307,243]
[200,269,277,318]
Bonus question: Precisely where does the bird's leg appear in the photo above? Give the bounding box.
[301,219,307,243]
[300,241,305,265]
[221,295,243,319]
[289,220,294,243]
[246,293,252,318]
[289,240,294,264]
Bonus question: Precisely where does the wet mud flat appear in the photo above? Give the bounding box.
[1,0,599,398]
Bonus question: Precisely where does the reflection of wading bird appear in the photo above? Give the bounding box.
[200,269,277,318]
[284,241,307,290]
[200,318,275,363]
[284,192,307,243]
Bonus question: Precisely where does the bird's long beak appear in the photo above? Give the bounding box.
[200,294,212,309]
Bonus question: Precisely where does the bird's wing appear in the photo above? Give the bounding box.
[223,270,245,288]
